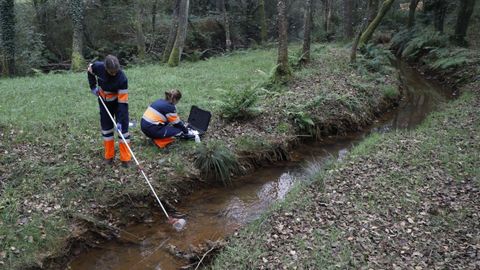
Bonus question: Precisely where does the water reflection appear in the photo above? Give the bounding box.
[69,63,453,270]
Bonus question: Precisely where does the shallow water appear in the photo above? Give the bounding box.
[68,63,453,270]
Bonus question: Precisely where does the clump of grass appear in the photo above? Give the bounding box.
[235,135,272,153]
[219,85,262,121]
[275,122,290,134]
[185,50,202,62]
[193,141,240,186]
[382,85,399,99]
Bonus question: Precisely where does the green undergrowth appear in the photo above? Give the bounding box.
[211,82,480,268]
[0,48,276,269]
[280,44,398,140]
[0,43,399,269]
[392,26,480,85]
[219,84,262,121]
[193,141,240,186]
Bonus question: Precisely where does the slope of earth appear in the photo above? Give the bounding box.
[0,44,399,269]
[211,79,480,269]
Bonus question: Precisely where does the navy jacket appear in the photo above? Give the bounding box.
[142,99,188,133]
[88,61,129,125]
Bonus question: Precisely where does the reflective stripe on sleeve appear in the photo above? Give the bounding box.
[166,113,180,124]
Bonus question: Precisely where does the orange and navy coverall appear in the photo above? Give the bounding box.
[141,99,188,147]
[88,61,131,162]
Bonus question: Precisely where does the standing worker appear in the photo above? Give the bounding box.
[87,55,131,166]
[141,89,192,148]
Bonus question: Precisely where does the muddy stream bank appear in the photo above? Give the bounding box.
[68,63,454,270]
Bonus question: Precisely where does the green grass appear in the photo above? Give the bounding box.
[193,141,240,186]
[211,82,480,268]
[382,84,400,99]
[0,43,399,269]
[234,135,272,153]
[0,48,276,269]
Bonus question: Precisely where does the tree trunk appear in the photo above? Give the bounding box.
[259,0,267,44]
[350,18,368,64]
[162,0,180,63]
[302,0,313,63]
[151,0,158,32]
[0,0,15,76]
[32,0,48,50]
[69,0,85,72]
[359,0,395,46]
[220,0,232,51]
[327,1,333,33]
[323,0,332,33]
[407,0,419,28]
[274,0,291,83]
[344,0,354,39]
[168,0,189,67]
[453,0,476,46]
[433,0,447,33]
[134,0,146,59]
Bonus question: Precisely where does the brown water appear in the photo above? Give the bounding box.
[68,63,454,270]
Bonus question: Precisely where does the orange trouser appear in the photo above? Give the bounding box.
[104,140,115,160]
[153,137,175,148]
[119,141,132,162]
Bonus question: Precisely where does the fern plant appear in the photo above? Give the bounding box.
[391,29,414,56]
[219,85,262,121]
[400,28,449,60]
[288,49,307,70]
[359,44,395,75]
[287,109,315,135]
[193,142,240,186]
[426,48,471,71]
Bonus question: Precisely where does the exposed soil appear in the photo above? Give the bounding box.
[1,47,400,270]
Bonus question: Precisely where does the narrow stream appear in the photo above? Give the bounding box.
[69,63,454,270]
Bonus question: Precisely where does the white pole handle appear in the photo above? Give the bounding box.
[98,96,170,219]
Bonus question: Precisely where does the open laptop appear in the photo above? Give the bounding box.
[187,105,211,136]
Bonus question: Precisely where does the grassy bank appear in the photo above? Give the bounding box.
[0,44,398,269]
[211,79,480,269]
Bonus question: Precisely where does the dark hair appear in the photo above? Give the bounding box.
[165,89,182,103]
[105,55,120,73]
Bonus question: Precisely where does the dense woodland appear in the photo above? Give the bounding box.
[0,0,478,77]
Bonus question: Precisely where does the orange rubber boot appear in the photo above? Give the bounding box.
[119,142,132,162]
[104,140,115,160]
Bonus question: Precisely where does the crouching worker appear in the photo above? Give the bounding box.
[141,89,192,148]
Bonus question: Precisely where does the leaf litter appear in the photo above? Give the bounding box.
[213,81,480,269]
